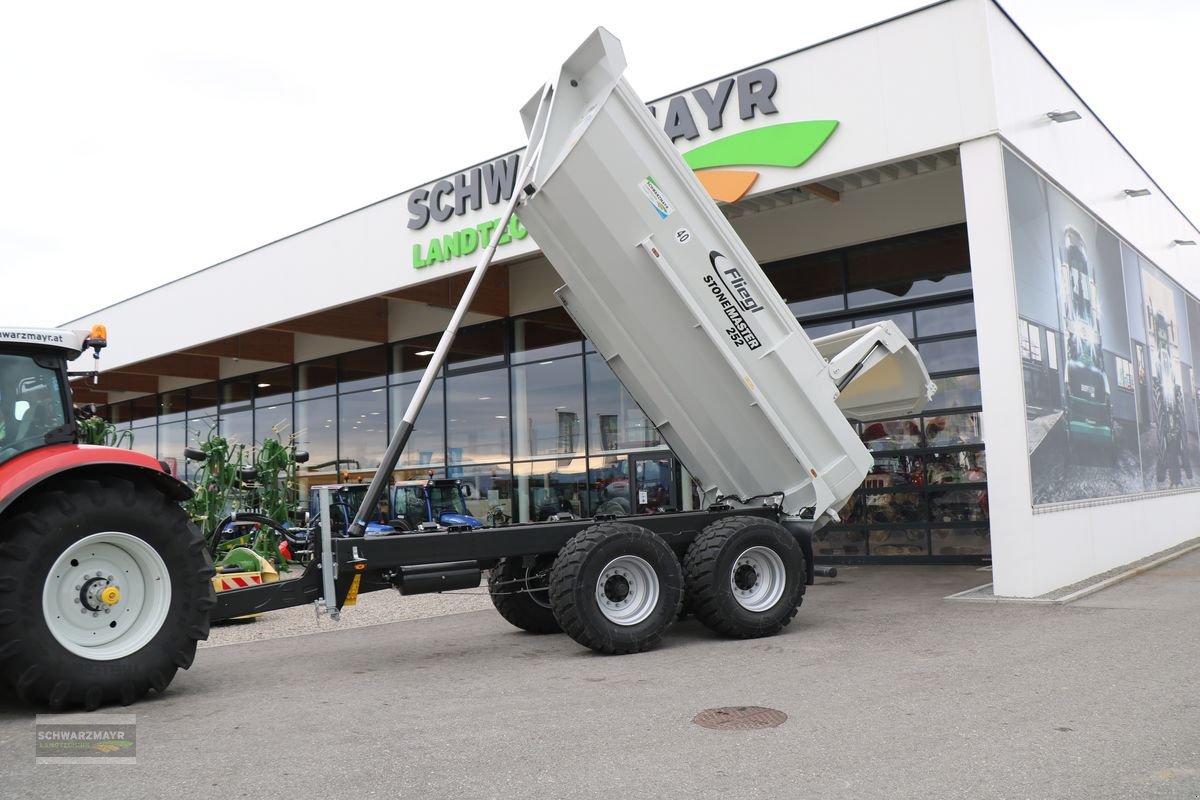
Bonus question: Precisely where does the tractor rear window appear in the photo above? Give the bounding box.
[0,354,67,465]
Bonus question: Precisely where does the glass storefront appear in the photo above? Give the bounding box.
[99,225,987,561]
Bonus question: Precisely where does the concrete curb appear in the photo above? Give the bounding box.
[944,539,1200,604]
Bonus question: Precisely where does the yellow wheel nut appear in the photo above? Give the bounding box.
[99,586,121,606]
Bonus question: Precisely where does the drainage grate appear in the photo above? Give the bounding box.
[692,706,787,730]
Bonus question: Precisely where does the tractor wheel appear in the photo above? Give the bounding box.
[549,522,682,655]
[488,557,561,634]
[683,516,805,639]
[0,476,215,710]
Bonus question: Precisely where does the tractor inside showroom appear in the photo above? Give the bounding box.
[0,327,214,710]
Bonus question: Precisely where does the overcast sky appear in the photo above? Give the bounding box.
[1,0,1196,328]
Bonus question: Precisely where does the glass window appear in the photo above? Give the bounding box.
[187,383,218,414]
[924,412,984,447]
[391,336,441,385]
[220,379,253,411]
[129,421,155,460]
[255,403,292,449]
[513,458,589,523]
[512,357,584,459]
[296,358,337,401]
[129,394,158,422]
[929,375,982,410]
[855,311,915,338]
[813,528,866,557]
[586,353,661,453]
[765,250,844,317]
[219,408,253,449]
[926,450,987,484]
[294,396,338,474]
[512,308,582,365]
[803,320,852,339]
[844,492,926,525]
[452,462,513,526]
[158,420,185,479]
[918,336,979,374]
[447,320,506,372]
[187,413,218,452]
[861,418,923,451]
[588,455,631,517]
[868,529,929,556]
[916,302,976,338]
[846,226,971,309]
[254,366,294,407]
[865,454,924,488]
[446,369,510,464]
[388,380,445,469]
[159,390,187,421]
[929,489,988,523]
[339,388,388,473]
[932,528,991,556]
[339,347,387,393]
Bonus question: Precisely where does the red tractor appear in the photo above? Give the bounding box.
[0,326,213,710]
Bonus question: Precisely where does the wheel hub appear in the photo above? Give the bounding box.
[604,574,631,602]
[733,563,758,592]
[77,575,121,613]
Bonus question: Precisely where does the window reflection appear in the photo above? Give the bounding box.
[926,450,987,483]
[586,353,660,453]
[861,418,923,451]
[445,368,510,464]
[868,529,929,556]
[388,381,444,468]
[294,396,338,474]
[514,458,589,522]
[453,463,513,526]
[512,357,584,458]
[929,375,982,410]
[339,389,387,471]
[918,336,979,374]
[925,413,983,447]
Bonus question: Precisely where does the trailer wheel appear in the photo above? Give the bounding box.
[0,477,215,710]
[549,522,682,654]
[488,557,561,634]
[683,516,805,639]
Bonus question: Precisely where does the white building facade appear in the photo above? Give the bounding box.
[70,0,1200,597]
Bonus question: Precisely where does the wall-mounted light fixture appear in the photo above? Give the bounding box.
[1172,239,1197,246]
[1046,110,1082,123]
[1123,189,1152,198]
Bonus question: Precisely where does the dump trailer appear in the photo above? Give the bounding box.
[0,28,933,710]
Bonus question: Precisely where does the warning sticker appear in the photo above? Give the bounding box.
[638,176,674,219]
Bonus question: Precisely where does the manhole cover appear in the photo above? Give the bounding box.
[692,706,787,730]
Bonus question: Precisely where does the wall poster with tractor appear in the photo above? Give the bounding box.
[1004,148,1200,504]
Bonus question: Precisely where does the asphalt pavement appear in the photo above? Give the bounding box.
[2,555,1198,800]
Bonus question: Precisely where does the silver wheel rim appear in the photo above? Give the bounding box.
[595,555,659,626]
[42,532,172,661]
[730,546,786,612]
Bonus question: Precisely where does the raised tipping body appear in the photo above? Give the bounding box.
[516,29,934,524]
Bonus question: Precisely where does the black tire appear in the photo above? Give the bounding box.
[488,557,561,634]
[549,522,682,654]
[683,516,805,639]
[0,476,216,710]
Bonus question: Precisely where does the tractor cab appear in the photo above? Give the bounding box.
[306,482,396,536]
[0,326,105,466]
[391,479,482,530]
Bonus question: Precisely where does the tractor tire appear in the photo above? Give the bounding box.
[0,476,215,710]
[683,516,805,639]
[488,557,561,634]
[549,522,682,655]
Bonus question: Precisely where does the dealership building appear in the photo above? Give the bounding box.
[68,0,1200,597]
